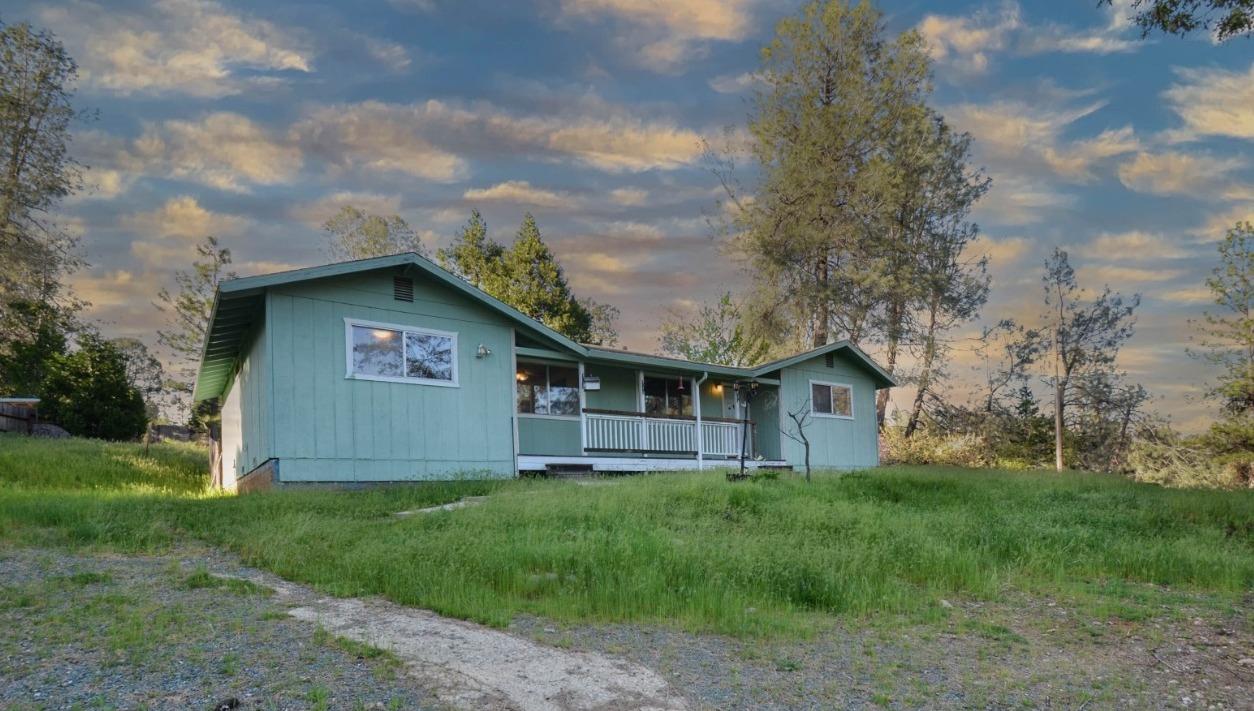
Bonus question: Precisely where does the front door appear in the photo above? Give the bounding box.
[722,386,739,419]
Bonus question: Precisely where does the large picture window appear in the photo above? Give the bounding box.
[643,376,692,417]
[810,380,853,418]
[346,319,457,386]
[517,362,579,416]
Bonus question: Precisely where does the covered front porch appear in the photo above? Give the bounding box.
[513,345,787,472]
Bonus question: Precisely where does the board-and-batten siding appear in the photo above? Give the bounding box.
[775,354,879,469]
[219,318,273,488]
[265,271,516,481]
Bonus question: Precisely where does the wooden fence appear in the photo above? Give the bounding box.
[0,402,37,435]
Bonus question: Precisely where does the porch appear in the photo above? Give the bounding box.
[513,353,787,472]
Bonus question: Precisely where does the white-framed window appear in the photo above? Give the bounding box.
[516,361,580,417]
[344,318,458,387]
[810,380,853,419]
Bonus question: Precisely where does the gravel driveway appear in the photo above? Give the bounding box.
[2,546,1251,710]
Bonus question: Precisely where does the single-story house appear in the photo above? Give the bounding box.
[193,253,895,490]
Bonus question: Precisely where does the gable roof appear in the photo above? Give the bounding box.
[193,252,896,401]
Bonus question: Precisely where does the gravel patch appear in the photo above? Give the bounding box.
[512,593,1254,710]
[0,547,437,710]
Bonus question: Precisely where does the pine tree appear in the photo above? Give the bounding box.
[503,214,594,342]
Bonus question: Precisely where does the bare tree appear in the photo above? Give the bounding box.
[781,398,815,482]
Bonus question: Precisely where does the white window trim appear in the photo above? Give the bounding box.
[344,317,459,388]
[809,379,854,420]
[516,360,581,417]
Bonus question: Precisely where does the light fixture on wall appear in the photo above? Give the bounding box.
[476,344,492,359]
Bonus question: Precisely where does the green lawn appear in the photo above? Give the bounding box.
[1,433,1251,637]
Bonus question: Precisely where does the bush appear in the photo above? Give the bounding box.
[881,426,994,468]
[1130,418,1254,490]
[38,336,148,441]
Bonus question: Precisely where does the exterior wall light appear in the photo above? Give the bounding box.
[476,344,492,359]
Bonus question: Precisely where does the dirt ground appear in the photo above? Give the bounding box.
[2,546,1251,710]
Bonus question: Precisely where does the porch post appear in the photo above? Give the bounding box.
[578,361,587,454]
[694,372,708,470]
[637,370,648,450]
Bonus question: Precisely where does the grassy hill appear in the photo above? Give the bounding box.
[1,433,1251,637]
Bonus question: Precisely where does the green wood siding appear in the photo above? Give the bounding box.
[584,364,637,410]
[517,416,582,455]
[774,355,879,469]
[749,385,782,461]
[265,270,516,481]
[220,319,273,486]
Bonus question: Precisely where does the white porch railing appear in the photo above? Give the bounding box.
[583,409,752,457]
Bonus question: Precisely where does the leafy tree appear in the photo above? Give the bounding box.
[1041,248,1139,471]
[1191,221,1253,416]
[39,335,147,440]
[722,0,933,353]
[0,299,68,396]
[155,236,235,422]
[0,19,86,310]
[582,298,621,347]
[323,205,426,261]
[440,211,618,344]
[111,337,166,420]
[1100,0,1252,40]
[896,118,991,433]
[659,292,770,366]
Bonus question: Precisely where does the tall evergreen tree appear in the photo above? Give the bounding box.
[440,211,618,344]
[727,0,933,352]
[503,213,595,342]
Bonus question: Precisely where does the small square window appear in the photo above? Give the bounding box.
[810,381,852,418]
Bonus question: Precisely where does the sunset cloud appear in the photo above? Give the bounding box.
[41,0,312,97]
[1163,62,1254,141]
[463,181,575,208]
[559,0,752,70]
[1117,151,1244,198]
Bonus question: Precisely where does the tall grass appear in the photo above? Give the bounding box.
[1,433,1250,636]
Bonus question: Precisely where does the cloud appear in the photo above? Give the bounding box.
[609,187,649,206]
[559,0,752,71]
[1190,204,1254,241]
[1163,63,1254,142]
[1157,286,1214,304]
[917,2,1021,75]
[947,100,1138,182]
[463,181,575,208]
[289,191,405,229]
[1078,264,1183,286]
[122,195,247,241]
[79,113,303,193]
[41,0,311,97]
[1077,231,1189,261]
[708,71,761,94]
[969,235,1031,268]
[919,1,1137,78]
[293,98,703,174]
[973,174,1074,225]
[292,101,469,182]
[1117,151,1245,198]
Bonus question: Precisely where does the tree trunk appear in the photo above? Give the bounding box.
[876,300,904,427]
[1054,338,1065,472]
[812,257,829,347]
[905,301,941,437]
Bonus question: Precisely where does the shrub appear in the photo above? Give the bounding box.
[1129,426,1252,490]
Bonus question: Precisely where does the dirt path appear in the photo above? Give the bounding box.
[226,567,688,711]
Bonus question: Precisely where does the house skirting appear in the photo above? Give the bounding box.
[517,455,790,473]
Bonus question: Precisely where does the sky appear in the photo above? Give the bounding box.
[8,0,1253,430]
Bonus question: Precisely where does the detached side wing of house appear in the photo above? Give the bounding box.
[193,253,895,489]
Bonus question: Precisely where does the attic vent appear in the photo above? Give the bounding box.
[393,276,414,302]
[824,353,835,368]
